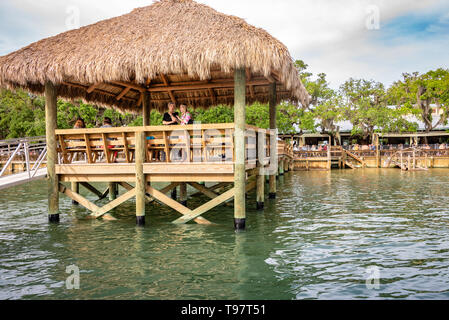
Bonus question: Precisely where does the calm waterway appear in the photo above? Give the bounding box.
[1,169,449,300]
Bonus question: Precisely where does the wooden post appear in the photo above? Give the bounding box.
[135,131,146,226]
[268,82,277,199]
[413,149,416,170]
[279,158,284,175]
[142,92,152,191]
[109,182,117,201]
[45,82,59,223]
[234,68,246,231]
[71,182,79,205]
[256,130,265,210]
[375,134,380,168]
[142,92,151,126]
[179,182,187,207]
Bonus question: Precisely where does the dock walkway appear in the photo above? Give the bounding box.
[0,168,47,191]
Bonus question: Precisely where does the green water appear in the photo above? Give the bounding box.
[1,169,449,300]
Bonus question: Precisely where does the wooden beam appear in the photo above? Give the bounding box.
[111,182,182,202]
[172,188,235,225]
[59,183,99,212]
[92,188,137,219]
[145,185,213,225]
[208,88,217,105]
[87,83,101,93]
[116,86,132,101]
[84,134,93,164]
[63,81,137,103]
[80,182,103,198]
[246,68,255,98]
[99,187,110,200]
[147,79,269,93]
[101,133,111,164]
[110,81,145,92]
[137,92,144,107]
[266,74,276,83]
[188,182,233,207]
[160,74,177,104]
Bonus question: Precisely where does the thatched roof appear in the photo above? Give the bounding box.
[0,0,309,113]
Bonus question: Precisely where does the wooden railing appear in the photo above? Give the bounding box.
[277,141,294,158]
[295,146,449,159]
[55,124,274,166]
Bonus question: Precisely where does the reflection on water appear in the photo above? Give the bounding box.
[1,169,449,299]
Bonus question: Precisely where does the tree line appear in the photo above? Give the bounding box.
[0,60,448,143]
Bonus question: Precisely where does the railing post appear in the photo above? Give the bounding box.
[45,81,60,223]
[135,130,146,226]
[234,68,246,231]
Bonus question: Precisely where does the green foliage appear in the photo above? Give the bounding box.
[193,105,234,124]
[388,68,449,132]
[1,64,448,141]
[340,78,417,141]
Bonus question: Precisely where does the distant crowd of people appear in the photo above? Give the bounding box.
[293,143,448,153]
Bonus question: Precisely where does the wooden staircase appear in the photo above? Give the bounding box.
[344,150,366,167]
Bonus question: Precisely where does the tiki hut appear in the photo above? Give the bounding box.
[0,0,309,112]
[0,0,309,230]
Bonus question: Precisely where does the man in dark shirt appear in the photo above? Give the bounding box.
[163,103,180,125]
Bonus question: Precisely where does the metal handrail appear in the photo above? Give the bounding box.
[0,139,47,178]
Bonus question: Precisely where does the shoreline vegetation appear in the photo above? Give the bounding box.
[1,60,448,143]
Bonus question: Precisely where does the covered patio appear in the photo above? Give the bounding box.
[0,0,308,229]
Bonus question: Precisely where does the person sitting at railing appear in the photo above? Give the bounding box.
[163,103,180,125]
[101,117,113,128]
[176,104,194,125]
[70,118,86,161]
[100,117,118,162]
[161,103,180,162]
[74,118,86,129]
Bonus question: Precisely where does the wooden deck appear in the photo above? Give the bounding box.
[52,124,282,223]
[55,124,272,182]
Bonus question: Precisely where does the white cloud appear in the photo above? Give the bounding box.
[1,0,448,89]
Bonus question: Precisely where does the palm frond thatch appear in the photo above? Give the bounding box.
[0,0,309,112]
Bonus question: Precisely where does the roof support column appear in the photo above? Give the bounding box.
[268,82,277,199]
[256,130,265,210]
[234,68,246,232]
[142,92,151,126]
[135,131,146,226]
[45,81,60,223]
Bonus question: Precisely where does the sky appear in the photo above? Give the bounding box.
[0,0,448,90]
